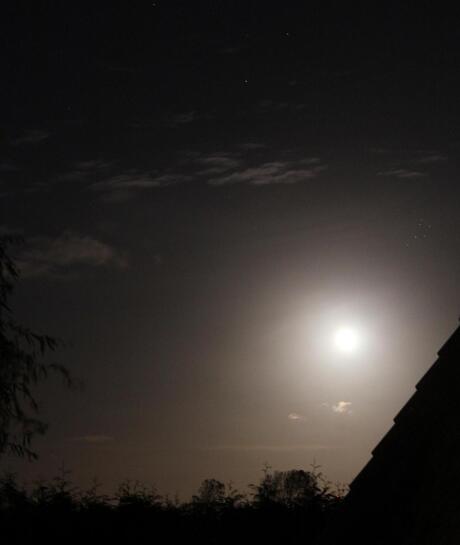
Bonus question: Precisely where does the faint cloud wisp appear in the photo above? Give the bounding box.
[207,158,326,186]
[331,401,353,415]
[288,412,307,422]
[204,444,330,452]
[12,129,51,145]
[377,168,427,179]
[19,232,126,278]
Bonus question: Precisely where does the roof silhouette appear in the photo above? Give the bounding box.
[320,322,460,544]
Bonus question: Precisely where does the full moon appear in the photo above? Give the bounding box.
[334,327,360,353]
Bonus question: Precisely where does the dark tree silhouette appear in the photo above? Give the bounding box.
[251,465,333,508]
[0,236,71,459]
[193,478,226,504]
[192,478,245,511]
[0,467,343,545]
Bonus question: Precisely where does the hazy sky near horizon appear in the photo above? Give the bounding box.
[1,3,460,497]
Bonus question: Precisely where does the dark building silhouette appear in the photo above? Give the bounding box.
[322,322,460,545]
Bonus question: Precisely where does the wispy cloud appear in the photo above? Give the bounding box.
[92,172,189,191]
[91,171,192,202]
[195,152,241,174]
[331,401,353,415]
[61,159,190,201]
[74,159,114,170]
[63,160,187,190]
[288,412,307,422]
[61,148,326,200]
[19,232,126,278]
[187,148,326,187]
[12,129,51,145]
[374,148,447,179]
[377,168,427,179]
[413,153,447,164]
[60,159,114,182]
[168,111,199,127]
[207,158,326,186]
[239,142,266,151]
[203,444,330,452]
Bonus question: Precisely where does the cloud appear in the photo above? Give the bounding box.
[192,149,325,187]
[62,149,325,198]
[377,168,427,179]
[12,129,51,145]
[71,435,114,444]
[92,172,186,191]
[59,158,190,200]
[59,159,114,182]
[203,444,330,452]
[168,111,198,127]
[196,153,241,169]
[239,142,266,151]
[195,153,241,174]
[413,153,447,164]
[374,148,447,179]
[60,160,179,201]
[288,412,307,421]
[331,401,353,414]
[208,158,326,186]
[19,232,126,278]
[74,159,114,170]
[91,171,191,202]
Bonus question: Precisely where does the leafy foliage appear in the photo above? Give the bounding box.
[0,236,71,459]
[251,464,339,509]
[192,478,245,510]
[0,468,345,545]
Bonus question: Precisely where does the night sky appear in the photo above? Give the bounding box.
[2,3,460,497]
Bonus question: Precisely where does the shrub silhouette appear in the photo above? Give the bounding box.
[0,467,343,545]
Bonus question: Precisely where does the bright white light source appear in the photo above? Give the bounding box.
[334,327,360,353]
